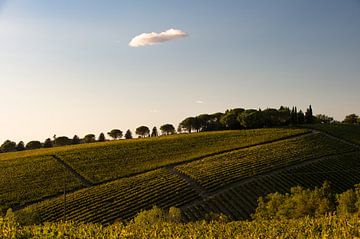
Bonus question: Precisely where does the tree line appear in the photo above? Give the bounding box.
[1,105,358,153]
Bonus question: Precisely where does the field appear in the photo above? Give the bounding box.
[2,214,360,238]
[2,125,360,225]
[0,128,308,214]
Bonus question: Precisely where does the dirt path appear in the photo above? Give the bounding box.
[51,155,93,187]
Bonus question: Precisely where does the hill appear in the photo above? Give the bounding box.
[1,125,360,224]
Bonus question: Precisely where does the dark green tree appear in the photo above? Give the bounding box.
[151,127,159,137]
[298,110,305,124]
[55,136,72,146]
[124,129,133,139]
[343,114,359,124]
[16,141,25,151]
[71,135,81,145]
[316,114,334,124]
[43,138,53,148]
[107,129,123,140]
[305,105,314,124]
[160,124,176,135]
[98,133,106,142]
[26,141,42,150]
[1,140,16,152]
[178,117,195,133]
[84,134,96,143]
[136,126,150,138]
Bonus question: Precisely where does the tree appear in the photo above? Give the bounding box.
[298,110,305,124]
[160,124,176,135]
[178,117,195,133]
[84,134,96,143]
[16,141,25,151]
[26,141,42,150]
[107,129,123,140]
[220,111,241,129]
[151,127,158,137]
[71,135,81,145]
[135,126,150,138]
[305,105,314,124]
[54,136,72,146]
[43,138,53,148]
[316,114,334,124]
[98,133,106,142]
[124,129,133,139]
[343,114,359,124]
[1,140,16,152]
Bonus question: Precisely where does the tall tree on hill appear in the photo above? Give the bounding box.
[298,110,305,124]
[151,127,159,137]
[98,133,106,142]
[160,124,176,135]
[124,129,133,139]
[107,129,123,140]
[178,117,195,133]
[343,114,359,124]
[136,126,150,138]
[290,107,298,125]
[305,105,314,124]
[26,141,42,150]
[43,138,53,148]
[72,135,81,145]
[55,136,72,146]
[1,140,17,152]
[16,141,25,151]
[84,134,96,143]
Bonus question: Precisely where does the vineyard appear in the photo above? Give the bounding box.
[0,155,82,212]
[17,169,200,225]
[2,125,360,225]
[182,152,360,221]
[175,133,356,193]
[306,124,360,146]
[55,128,308,183]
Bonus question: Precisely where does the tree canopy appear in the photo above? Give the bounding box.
[136,126,150,137]
[160,124,176,135]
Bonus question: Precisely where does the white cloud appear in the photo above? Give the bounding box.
[196,100,204,104]
[149,109,159,113]
[129,28,188,47]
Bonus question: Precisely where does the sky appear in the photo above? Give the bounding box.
[0,0,359,143]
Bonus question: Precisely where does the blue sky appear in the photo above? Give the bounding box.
[0,0,359,142]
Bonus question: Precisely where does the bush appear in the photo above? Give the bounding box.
[337,184,360,215]
[133,206,183,225]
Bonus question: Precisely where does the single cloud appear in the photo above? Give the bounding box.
[196,100,204,104]
[129,28,188,47]
[149,109,159,113]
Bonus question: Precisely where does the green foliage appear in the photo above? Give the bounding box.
[135,126,150,137]
[159,124,175,135]
[0,140,16,153]
[107,129,123,140]
[55,136,72,146]
[2,213,360,238]
[25,141,42,150]
[253,182,335,220]
[16,141,25,151]
[43,138,53,148]
[124,129,133,139]
[336,184,360,215]
[343,113,359,124]
[98,133,106,142]
[83,134,96,143]
[71,135,81,145]
[151,127,158,137]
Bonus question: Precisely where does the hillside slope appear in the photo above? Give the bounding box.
[12,126,360,224]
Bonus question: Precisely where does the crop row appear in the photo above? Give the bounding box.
[18,169,201,224]
[0,155,82,212]
[182,152,360,221]
[176,133,356,193]
[306,124,360,146]
[56,128,308,183]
